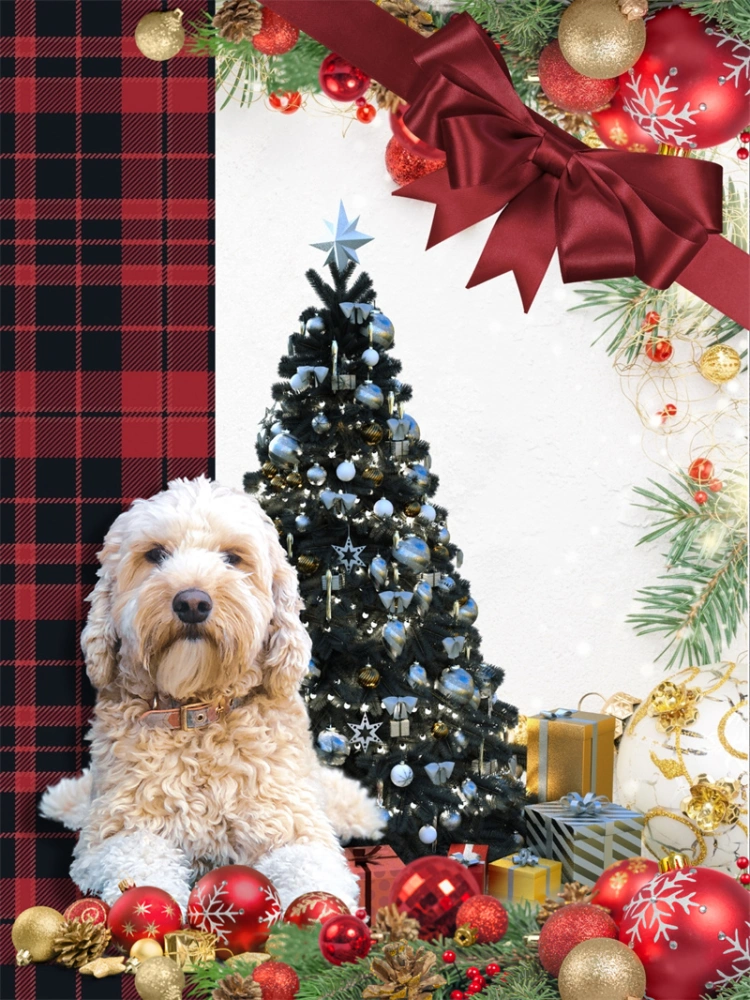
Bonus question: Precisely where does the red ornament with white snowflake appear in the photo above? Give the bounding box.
[592,88,659,153]
[188,865,282,956]
[591,857,660,926]
[619,7,750,149]
[620,862,750,999]
[284,891,350,927]
[107,880,182,951]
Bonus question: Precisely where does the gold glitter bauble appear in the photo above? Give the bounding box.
[271,475,286,490]
[130,938,164,962]
[558,0,645,78]
[363,467,384,485]
[12,906,65,963]
[432,720,449,738]
[358,665,381,688]
[262,461,277,478]
[404,501,422,517]
[558,938,646,1000]
[286,471,303,487]
[698,344,741,384]
[362,423,385,444]
[297,554,320,575]
[134,9,185,61]
[134,956,185,1000]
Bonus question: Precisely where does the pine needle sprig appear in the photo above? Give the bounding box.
[682,0,750,43]
[484,962,559,1000]
[265,921,330,977]
[186,957,265,997]
[455,0,563,58]
[295,957,376,1000]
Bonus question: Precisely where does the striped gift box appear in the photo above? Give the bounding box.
[525,802,645,886]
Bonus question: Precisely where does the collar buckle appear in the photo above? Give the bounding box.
[179,702,209,731]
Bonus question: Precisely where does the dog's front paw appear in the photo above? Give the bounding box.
[255,843,361,912]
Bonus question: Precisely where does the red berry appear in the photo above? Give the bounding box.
[664,403,677,416]
[644,310,661,327]
[645,338,673,362]
[709,479,723,492]
[736,857,750,869]
[355,908,369,921]
[355,96,367,107]
[466,967,481,979]
[356,103,376,124]
[450,993,465,1000]
[466,983,484,995]
[694,490,708,505]
[741,131,750,143]
[485,962,501,977]
[739,873,750,885]
[688,458,714,482]
[471,976,487,989]
[738,147,749,160]
[442,950,457,964]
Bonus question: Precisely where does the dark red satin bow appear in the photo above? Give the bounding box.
[263,0,749,325]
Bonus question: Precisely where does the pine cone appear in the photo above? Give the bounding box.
[618,0,648,19]
[377,0,435,36]
[212,972,263,1000]
[369,81,405,113]
[372,903,421,944]
[536,93,592,138]
[212,0,263,42]
[536,898,564,926]
[363,942,446,1000]
[53,919,111,969]
[536,882,601,926]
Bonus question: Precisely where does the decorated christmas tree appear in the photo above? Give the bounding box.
[244,205,527,862]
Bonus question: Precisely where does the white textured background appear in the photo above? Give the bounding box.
[216,98,748,715]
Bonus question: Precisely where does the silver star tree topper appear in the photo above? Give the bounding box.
[311,202,373,270]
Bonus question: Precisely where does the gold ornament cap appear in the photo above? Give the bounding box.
[118,877,136,893]
[454,923,478,947]
[658,851,691,873]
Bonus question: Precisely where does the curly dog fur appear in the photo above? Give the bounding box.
[40,477,384,914]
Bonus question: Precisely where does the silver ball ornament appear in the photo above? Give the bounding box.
[420,504,436,522]
[369,555,388,587]
[383,620,406,660]
[355,383,385,411]
[406,464,429,489]
[295,514,312,532]
[437,575,455,592]
[392,535,430,572]
[457,598,478,624]
[414,580,433,612]
[317,729,350,765]
[306,464,327,486]
[373,497,394,519]
[305,316,325,334]
[371,313,394,348]
[362,347,379,367]
[336,460,356,482]
[462,779,478,800]
[437,666,476,706]
[418,824,438,845]
[407,663,430,691]
[439,809,462,831]
[311,414,331,435]
[390,763,414,787]
[270,420,285,436]
[437,525,450,545]
[268,433,301,468]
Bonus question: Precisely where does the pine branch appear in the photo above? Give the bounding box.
[682,0,750,43]
[485,962,560,1000]
[295,957,376,1000]
[268,33,330,93]
[456,0,563,58]
[266,922,329,977]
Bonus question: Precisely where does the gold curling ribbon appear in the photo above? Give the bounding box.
[643,808,708,865]
[717,699,748,760]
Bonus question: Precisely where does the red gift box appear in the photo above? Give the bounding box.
[448,843,489,894]
[344,845,405,919]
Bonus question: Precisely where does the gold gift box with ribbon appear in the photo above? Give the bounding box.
[488,849,562,903]
[527,707,616,802]
[163,929,216,971]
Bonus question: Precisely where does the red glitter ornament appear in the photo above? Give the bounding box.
[252,8,299,56]
[63,898,109,926]
[645,338,673,363]
[388,856,478,941]
[252,959,300,1000]
[107,882,182,951]
[319,913,372,965]
[455,896,509,944]
[619,7,750,149]
[356,103,376,124]
[688,457,714,482]
[694,490,708,504]
[319,53,370,102]
[591,857,660,927]
[390,103,447,159]
[538,41,617,113]
[284,891,349,928]
[538,903,618,977]
[620,865,750,999]
[188,865,282,956]
[385,136,446,188]
[592,88,659,153]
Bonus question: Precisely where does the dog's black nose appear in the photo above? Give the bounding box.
[173,589,213,624]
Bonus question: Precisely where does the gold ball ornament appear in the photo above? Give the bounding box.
[363,466,384,486]
[130,938,164,962]
[558,938,646,1000]
[698,344,742,385]
[134,955,185,1000]
[12,906,65,964]
[558,0,645,78]
[432,720,450,738]
[362,423,385,444]
[358,665,381,688]
[404,501,422,517]
[134,9,185,61]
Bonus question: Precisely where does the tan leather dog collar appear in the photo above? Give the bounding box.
[140,695,246,731]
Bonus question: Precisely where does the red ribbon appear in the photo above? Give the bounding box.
[263,0,749,327]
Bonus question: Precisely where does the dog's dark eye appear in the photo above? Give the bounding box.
[145,546,168,565]
[223,552,242,566]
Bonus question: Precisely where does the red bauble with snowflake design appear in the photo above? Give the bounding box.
[284,891,350,927]
[592,88,659,153]
[620,865,750,999]
[619,7,750,150]
[188,865,282,956]
[107,882,182,951]
[591,857,660,927]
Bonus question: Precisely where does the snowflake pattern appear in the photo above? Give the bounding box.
[623,71,700,148]
[712,922,750,990]
[188,879,244,945]
[710,27,750,95]
[258,885,283,928]
[621,869,700,945]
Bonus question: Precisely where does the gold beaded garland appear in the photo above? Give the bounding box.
[558,0,645,78]
[698,344,742,384]
[134,9,185,61]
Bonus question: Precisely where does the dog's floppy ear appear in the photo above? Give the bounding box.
[81,519,124,690]
[261,519,311,699]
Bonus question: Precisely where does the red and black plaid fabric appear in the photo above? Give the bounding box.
[0,2,214,995]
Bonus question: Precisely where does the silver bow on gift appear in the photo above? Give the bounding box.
[450,845,481,868]
[442,636,466,659]
[387,417,411,442]
[339,302,374,323]
[540,707,575,719]
[424,761,455,785]
[290,366,329,391]
[383,696,417,737]
[512,848,539,867]
[379,591,414,615]
[560,791,610,817]
[320,490,358,513]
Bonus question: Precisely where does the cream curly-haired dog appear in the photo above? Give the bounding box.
[40,476,384,914]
